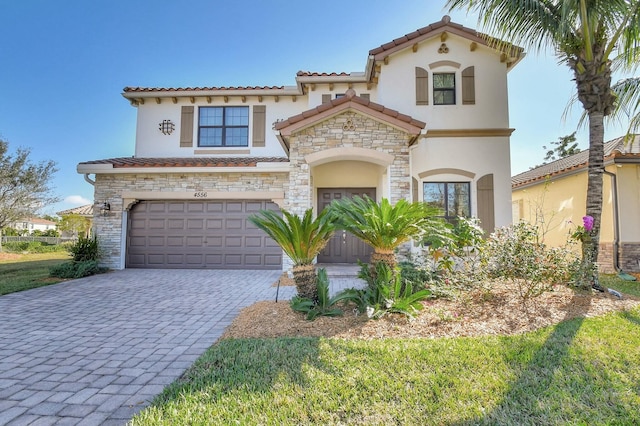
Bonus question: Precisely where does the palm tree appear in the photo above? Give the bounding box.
[447,0,640,288]
[248,208,336,300]
[328,196,442,270]
[612,76,640,137]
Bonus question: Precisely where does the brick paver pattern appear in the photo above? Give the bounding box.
[0,269,296,425]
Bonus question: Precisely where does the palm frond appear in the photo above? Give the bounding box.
[248,208,336,265]
[328,196,441,251]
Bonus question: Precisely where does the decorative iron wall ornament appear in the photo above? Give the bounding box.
[343,117,356,131]
[159,119,175,135]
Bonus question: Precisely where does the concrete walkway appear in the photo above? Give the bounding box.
[0,269,296,425]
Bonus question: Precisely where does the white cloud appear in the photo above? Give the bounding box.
[64,195,92,206]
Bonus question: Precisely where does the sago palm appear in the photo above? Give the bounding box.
[248,208,336,300]
[447,0,640,288]
[328,196,441,270]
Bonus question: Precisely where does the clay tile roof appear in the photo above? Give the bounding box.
[123,86,284,92]
[274,89,425,132]
[79,157,289,169]
[511,135,640,188]
[296,71,351,77]
[57,204,93,217]
[369,15,523,59]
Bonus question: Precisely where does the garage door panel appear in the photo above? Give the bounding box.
[225,202,243,213]
[167,219,185,229]
[186,236,203,246]
[148,236,165,247]
[225,218,243,230]
[245,236,262,247]
[127,200,281,269]
[206,219,223,230]
[147,254,166,265]
[167,236,183,246]
[225,236,242,248]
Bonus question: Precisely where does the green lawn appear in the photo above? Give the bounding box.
[0,252,70,295]
[600,273,640,298]
[132,305,640,425]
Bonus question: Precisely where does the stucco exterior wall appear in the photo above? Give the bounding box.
[134,98,300,158]
[412,136,512,229]
[376,36,510,129]
[92,172,288,269]
[510,164,640,273]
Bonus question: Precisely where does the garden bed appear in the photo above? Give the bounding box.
[223,279,640,340]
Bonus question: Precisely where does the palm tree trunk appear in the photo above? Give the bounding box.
[370,249,396,271]
[292,264,317,301]
[583,111,605,289]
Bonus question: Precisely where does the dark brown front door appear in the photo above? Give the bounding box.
[317,188,375,264]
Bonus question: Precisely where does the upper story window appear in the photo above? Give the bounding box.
[424,181,470,222]
[198,106,249,147]
[433,73,456,105]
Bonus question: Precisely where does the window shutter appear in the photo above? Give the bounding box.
[180,106,194,147]
[360,93,370,101]
[415,67,429,105]
[462,66,475,105]
[412,178,419,202]
[252,105,266,147]
[322,94,332,104]
[477,174,494,234]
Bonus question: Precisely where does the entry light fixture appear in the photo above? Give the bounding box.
[100,201,111,217]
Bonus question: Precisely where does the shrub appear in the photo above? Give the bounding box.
[483,222,578,300]
[49,260,108,279]
[2,241,68,253]
[68,235,101,262]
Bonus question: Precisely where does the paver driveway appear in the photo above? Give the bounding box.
[0,269,295,425]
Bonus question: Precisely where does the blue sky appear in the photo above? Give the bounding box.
[0,0,629,216]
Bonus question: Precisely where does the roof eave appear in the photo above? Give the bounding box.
[77,163,290,175]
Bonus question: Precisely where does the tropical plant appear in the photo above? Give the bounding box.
[341,262,431,319]
[328,196,443,270]
[447,0,640,289]
[248,208,336,300]
[290,268,352,320]
[612,76,640,137]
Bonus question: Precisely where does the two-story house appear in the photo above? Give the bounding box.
[78,16,523,270]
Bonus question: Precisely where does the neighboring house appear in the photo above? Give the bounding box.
[10,218,57,234]
[78,15,524,270]
[512,135,640,273]
[56,204,94,238]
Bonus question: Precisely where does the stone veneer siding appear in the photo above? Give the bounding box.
[92,172,288,269]
[597,242,640,273]
[620,242,640,272]
[285,111,412,215]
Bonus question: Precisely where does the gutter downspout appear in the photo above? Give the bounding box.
[84,174,95,186]
[603,169,620,272]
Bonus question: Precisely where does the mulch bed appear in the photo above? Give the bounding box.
[223,279,640,340]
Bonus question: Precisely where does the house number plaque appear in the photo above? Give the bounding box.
[193,192,208,198]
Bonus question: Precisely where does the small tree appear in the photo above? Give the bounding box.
[249,208,336,301]
[0,138,58,251]
[328,196,443,270]
[58,214,91,238]
[541,132,580,164]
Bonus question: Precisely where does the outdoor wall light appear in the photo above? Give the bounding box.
[100,201,111,217]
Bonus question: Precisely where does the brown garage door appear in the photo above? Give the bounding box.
[126,200,282,269]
